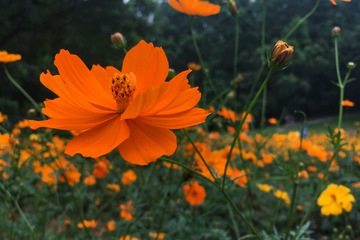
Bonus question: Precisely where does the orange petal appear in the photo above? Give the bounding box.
[118,120,176,165]
[122,40,169,92]
[137,108,209,129]
[54,50,114,109]
[65,117,129,158]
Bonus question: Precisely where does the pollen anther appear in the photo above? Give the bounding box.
[110,72,136,114]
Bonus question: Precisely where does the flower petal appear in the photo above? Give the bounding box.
[122,40,169,92]
[118,120,177,165]
[54,50,114,109]
[65,117,129,158]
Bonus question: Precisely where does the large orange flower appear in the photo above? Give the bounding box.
[30,40,209,165]
[168,0,221,16]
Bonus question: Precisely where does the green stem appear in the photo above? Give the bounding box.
[223,68,275,187]
[0,125,9,133]
[4,65,44,119]
[158,157,217,188]
[190,17,217,106]
[285,110,306,239]
[260,83,267,131]
[283,0,321,41]
[0,181,36,239]
[285,183,298,240]
[227,203,240,239]
[182,129,218,182]
[233,15,239,78]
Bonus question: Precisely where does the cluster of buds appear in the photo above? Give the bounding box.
[269,40,294,70]
[111,32,127,50]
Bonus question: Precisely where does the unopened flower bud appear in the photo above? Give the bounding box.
[227,0,238,17]
[332,26,341,38]
[347,62,356,70]
[111,32,127,50]
[269,40,294,70]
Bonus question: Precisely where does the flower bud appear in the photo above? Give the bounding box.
[227,0,238,17]
[269,40,294,70]
[347,61,356,70]
[111,32,127,50]
[332,26,341,38]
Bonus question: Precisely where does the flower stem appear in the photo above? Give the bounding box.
[260,83,267,131]
[334,38,353,130]
[233,15,239,78]
[282,0,321,41]
[182,129,218,182]
[3,65,45,119]
[285,110,306,239]
[223,68,275,186]
[190,17,217,107]
[0,181,36,239]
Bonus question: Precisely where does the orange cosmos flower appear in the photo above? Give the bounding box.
[268,118,277,125]
[183,180,206,205]
[342,99,354,107]
[107,183,121,192]
[121,169,137,185]
[30,40,209,165]
[187,62,201,71]
[329,0,351,5]
[168,0,221,16]
[119,200,135,221]
[107,220,116,231]
[0,51,22,63]
[77,219,97,229]
[217,106,239,122]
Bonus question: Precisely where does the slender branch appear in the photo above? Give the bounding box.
[282,0,321,41]
[4,65,45,119]
[223,68,275,187]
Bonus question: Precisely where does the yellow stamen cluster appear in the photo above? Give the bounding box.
[110,73,136,114]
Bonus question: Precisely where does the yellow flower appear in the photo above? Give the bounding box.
[274,189,291,205]
[257,183,273,193]
[317,184,355,216]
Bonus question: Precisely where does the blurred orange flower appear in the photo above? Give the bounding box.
[183,180,206,205]
[93,157,110,179]
[30,40,209,165]
[77,219,97,229]
[168,0,221,16]
[342,99,354,107]
[83,175,96,186]
[121,169,137,185]
[329,0,351,5]
[0,51,21,63]
[149,232,166,239]
[107,220,116,231]
[268,118,277,125]
[187,62,201,71]
[120,200,135,221]
[0,112,7,123]
[230,169,248,187]
[107,183,121,192]
[217,106,239,122]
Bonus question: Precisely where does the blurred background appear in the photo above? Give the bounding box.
[1,0,359,124]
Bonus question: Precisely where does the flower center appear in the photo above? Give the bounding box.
[330,194,337,201]
[110,73,136,114]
